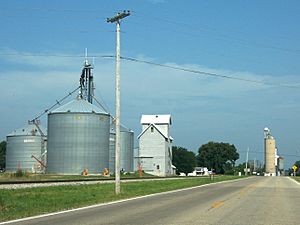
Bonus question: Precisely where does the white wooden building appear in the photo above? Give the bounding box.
[137,115,174,176]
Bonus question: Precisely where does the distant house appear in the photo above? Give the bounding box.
[187,167,209,176]
[137,115,174,176]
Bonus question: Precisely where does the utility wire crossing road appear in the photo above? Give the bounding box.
[4,177,300,225]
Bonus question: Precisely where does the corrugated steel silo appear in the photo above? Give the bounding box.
[47,97,110,174]
[109,129,116,173]
[6,122,47,172]
[109,123,134,173]
[133,147,139,172]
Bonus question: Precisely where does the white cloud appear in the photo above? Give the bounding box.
[0,49,82,69]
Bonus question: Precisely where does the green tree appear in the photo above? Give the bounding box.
[0,141,6,169]
[235,162,246,175]
[197,141,239,174]
[172,146,197,175]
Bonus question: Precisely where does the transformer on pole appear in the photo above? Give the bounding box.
[107,10,130,195]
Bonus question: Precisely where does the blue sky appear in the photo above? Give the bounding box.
[1,0,300,168]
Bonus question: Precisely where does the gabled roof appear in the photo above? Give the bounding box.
[137,123,169,139]
[140,115,171,125]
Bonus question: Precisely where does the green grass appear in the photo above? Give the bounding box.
[0,175,244,222]
[0,172,106,181]
[0,171,153,182]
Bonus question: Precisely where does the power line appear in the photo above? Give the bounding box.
[0,7,107,14]
[1,52,299,88]
[120,56,263,83]
[0,52,113,58]
[92,95,111,115]
[93,89,112,115]
[2,7,300,55]
[118,56,300,89]
[132,11,300,55]
[239,150,300,158]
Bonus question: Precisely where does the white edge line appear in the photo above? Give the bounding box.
[1,177,252,225]
[288,177,300,186]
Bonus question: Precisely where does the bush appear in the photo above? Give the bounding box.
[14,170,29,178]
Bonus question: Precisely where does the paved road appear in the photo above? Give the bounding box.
[5,177,300,225]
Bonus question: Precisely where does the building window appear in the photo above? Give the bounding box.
[157,165,160,170]
[151,127,154,133]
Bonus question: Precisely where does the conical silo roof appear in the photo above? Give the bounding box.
[7,123,47,137]
[51,97,108,115]
[110,122,134,134]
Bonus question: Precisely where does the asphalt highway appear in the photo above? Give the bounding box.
[5,177,300,225]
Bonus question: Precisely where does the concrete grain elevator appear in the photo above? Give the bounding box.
[264,127,276,176]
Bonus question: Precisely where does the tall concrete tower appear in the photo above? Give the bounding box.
[264,127,276,176]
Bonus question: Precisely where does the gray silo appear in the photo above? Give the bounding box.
[109,129,116,173]
[47,97,110,175]
[133,147,139,172]
[109,123,134,173]
[6,121,47,172]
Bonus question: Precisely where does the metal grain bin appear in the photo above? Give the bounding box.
[47,97,110,175]
[6,122,47,172]
[109,123,134,173]
[109,129,116,173]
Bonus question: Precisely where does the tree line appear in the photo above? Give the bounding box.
[0,141,6,170]
[172,141,239,175]
[172,142,300,176]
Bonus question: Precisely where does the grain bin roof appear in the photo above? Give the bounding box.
[110,122,134,134]
[51,98,108,114]
[7,123,47,137]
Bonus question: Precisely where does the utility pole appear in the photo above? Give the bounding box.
[245,147,249,176]
[107,10,130,195]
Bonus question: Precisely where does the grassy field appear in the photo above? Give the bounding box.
[0,175,244,222]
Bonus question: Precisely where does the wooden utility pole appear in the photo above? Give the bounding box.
[107,10,130,195]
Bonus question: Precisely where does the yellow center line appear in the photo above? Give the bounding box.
[209,179,264,211]
[211,201,225,209]
[238,183,258,196]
